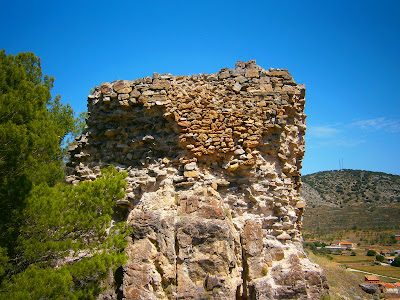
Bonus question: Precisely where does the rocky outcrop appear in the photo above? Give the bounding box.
[68,60,328,299]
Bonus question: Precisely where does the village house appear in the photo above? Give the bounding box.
[384,256,396,264]
[380,249,393,256]
[378,282,398,294]
[325,246,342,251]
[395,283,400,293]
[365,275,380,284]
[338,241,356,249]
[395,235,400,242]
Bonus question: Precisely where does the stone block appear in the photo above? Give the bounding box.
[184,170,199,178]
[118,94,129,100]
[245,68,259,78]
[233,82,242,92]
[130,89,141,98]
[113,80,132,92]
[218,70,230,79]
[235,61,245,69]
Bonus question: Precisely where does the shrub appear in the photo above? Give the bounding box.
[376,254,384,262]
[391,257,400,267]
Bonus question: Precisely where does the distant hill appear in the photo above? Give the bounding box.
[300,169,400,235]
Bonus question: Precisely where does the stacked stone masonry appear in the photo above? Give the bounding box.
[68,60,328,299]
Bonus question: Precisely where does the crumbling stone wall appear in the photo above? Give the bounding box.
[68,60,328,299]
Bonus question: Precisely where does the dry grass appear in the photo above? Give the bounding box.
[308,252,371,300]
[349,265,400,281]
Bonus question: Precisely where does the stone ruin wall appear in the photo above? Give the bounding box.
[68,60,328,299]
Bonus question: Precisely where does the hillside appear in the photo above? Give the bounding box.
[301,169,400,235]
[307,251,370,300]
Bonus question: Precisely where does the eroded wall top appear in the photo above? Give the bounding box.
[69,60,306,183]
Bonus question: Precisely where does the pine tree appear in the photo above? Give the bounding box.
[0,50,76,256]
[0,51,129,298]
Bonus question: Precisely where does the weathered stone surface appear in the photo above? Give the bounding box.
[245,68,259,78]
[359,283,378,294]
[183,170,199,178]
[151,79,171,90]
[129,89,141,98]
[113,80,132,92]
[68,60,328,299]
[233,82,242,92]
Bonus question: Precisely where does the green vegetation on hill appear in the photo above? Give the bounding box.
[301,169,400,236]
[0,50,128,299]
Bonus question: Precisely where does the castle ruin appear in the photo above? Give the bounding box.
[68,60,328,299]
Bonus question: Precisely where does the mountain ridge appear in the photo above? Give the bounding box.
[300,169,400,234]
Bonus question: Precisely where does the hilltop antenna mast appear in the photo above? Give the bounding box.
[339,158,344,171]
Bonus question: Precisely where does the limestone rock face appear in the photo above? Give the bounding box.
[68,60,328,299]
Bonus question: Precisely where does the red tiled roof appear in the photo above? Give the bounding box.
[365,275,379,281]
[380,282,396,288]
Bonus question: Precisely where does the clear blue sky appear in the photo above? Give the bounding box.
[1,0,399,175]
